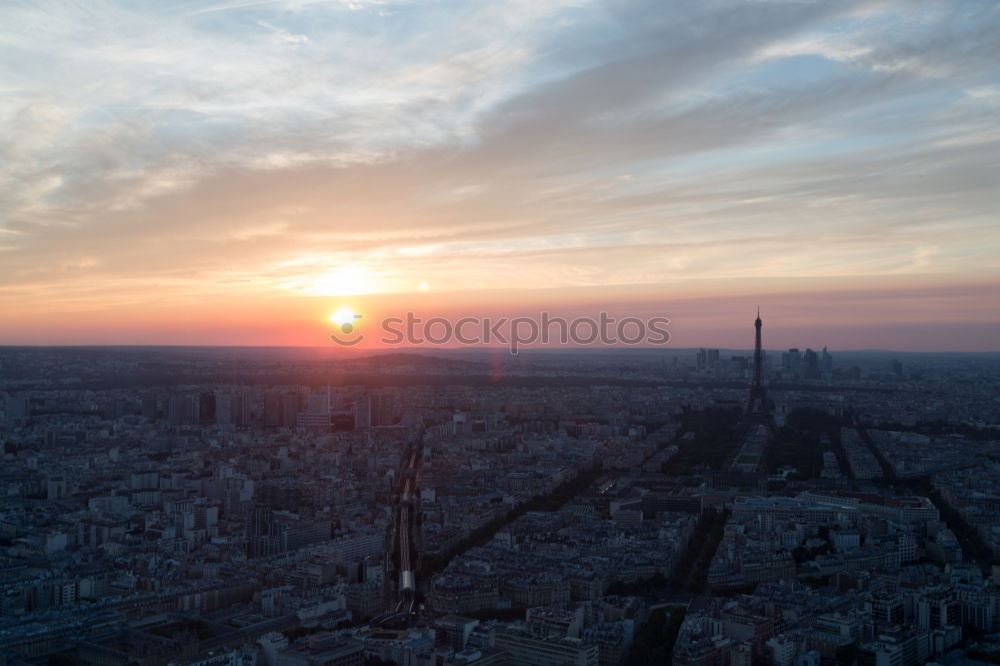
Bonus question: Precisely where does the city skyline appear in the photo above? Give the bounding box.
[2,1,998,349]
[2,340,999,664]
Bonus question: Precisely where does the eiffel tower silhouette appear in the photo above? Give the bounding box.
[744,307,775,430]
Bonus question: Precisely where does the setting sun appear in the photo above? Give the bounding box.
[329,307,359,327]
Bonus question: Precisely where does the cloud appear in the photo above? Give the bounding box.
[0,0,998,346]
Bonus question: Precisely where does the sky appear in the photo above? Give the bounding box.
[1,0,998,350]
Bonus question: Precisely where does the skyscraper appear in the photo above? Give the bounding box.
[374,393,395,427]
[168,393,198,425]
[782,348,801,379]
[198,392,216,424]
[354,395,372,430]
[354,392,396,429]
[217,393,251,427]
[281,393,300,428]
[803,348,820,380]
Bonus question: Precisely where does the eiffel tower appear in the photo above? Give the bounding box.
[744,307,775,429]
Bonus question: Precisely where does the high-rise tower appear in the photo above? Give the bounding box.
[746,308,773,424]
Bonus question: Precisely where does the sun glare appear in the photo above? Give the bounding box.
[329,307,358,326]
[310,265,375,296]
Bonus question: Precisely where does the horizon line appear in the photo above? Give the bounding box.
[1,344,998,355]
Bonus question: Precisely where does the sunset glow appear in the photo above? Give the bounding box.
[290,266,379,297]
[329,307,359,327]
[0,1,997,350]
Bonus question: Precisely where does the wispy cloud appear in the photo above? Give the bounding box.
[0,0,997,347]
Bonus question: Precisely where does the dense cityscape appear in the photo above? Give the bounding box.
[2,315,999,666]
[3,0,998,663]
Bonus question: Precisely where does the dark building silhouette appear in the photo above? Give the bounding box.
[744,309,774,429]
[281,393,300,427]
[354,395,372,430]
[246,504,281,559]
[374,393,395,427]
[354,392,396,430]
[696,348,721,373]
[198,392,216,424]
[264,394,282,427]
[782,348,801,379]
[803,348,820,380]
[167,393,197,425]
[217,392,250,427]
